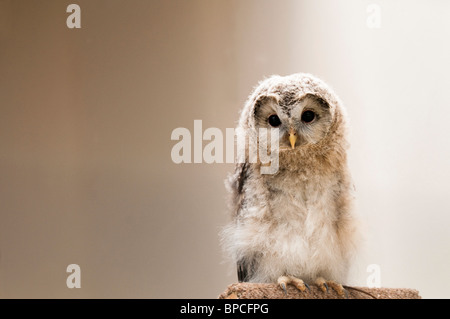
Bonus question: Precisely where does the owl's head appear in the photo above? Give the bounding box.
[240,73,347,153]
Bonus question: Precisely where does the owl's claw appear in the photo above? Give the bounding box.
[277,276,309,295]
[280,282,288,295]
[304,282,311,292]
[277,276,289,295]
[315,277,346,298]
[278,276,347,297]
[315,277,328,293]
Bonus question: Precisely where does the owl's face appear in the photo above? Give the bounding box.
[254,93,333,150]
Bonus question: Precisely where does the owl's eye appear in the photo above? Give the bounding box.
[301,110,316,123]
[268,114,281,127]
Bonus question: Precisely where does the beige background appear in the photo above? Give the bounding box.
[1,0,449,298]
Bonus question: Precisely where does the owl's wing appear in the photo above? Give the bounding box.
[229,162,260,282]
[237,259,253,282]
[226,161,249,218]
[237,260,251,282]
[237,254,260,282]
[237,261,247,282]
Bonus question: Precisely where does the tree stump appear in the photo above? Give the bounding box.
[219,283,421,299]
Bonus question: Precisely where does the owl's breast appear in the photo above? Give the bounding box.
[264,169,340,221]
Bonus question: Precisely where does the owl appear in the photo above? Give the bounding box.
[221,73,361,297]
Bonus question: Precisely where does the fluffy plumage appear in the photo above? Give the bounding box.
[221,73,360,286]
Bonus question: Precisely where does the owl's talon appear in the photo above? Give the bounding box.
[315,277,328,293]
[280,283,287,295]
[304,282,311,292]
[315,277,346,297]
[277,275,308,295]
[277,276,289,295]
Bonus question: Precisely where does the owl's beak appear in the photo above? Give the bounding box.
[289,128,297,149]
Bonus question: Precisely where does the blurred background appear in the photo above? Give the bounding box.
[1,0,449,298]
